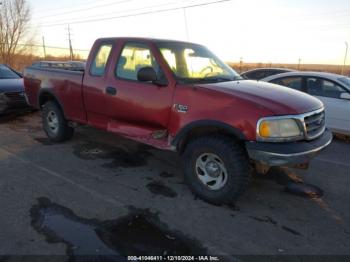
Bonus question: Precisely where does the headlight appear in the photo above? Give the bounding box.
[257,118,303,142]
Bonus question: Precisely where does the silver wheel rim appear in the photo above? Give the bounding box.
[46,111,59,134]
[195,153,228,191]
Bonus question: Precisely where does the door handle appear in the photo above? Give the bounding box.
[106,86,117,96]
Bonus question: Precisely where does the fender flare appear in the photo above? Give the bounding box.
[37,89,67,119]
[171,120,247,149]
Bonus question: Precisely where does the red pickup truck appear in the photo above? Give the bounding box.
[24,37,332,204]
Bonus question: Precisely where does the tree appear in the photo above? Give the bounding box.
[0,0,31,66]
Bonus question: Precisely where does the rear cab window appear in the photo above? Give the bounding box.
[90,44,113,76]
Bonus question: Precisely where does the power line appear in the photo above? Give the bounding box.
[34,1,350,32]
[36,0,192,25]
[272,11,350,24]
[0,43,89,52]
[35,0,133,20]
[290,22,350,31]
[38,0,232,28]
[33,0,130,17]
[284,9,350,20]
[33,0,112,13]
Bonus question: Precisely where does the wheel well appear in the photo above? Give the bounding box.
[176,125,244,154]
[39,92,59,109]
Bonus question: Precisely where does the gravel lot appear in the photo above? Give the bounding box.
[0,112,349,260]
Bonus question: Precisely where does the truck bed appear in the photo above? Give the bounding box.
[24,67,87,123]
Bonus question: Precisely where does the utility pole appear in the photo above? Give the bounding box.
[298,58,302,70]
[341,42,348,75]
[42,36,47,60]
[239,57,243,73]
[67,25,74,61]
[183,8,190,41]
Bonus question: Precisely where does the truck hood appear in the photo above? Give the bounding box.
[0,78,24,93]
[200,80,323,115]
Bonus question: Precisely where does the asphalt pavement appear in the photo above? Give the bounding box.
[0,112,349,259]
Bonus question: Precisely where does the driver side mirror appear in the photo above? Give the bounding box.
[137,67,168,87]
[340,93,350,100]
[137,67,157,83]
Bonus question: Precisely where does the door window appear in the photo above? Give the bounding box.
[271,76,303,91]
[306,78,345,98]
[116,43,162,81]
[90,44,113,76]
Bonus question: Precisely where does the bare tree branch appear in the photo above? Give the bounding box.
[0,0,31,66]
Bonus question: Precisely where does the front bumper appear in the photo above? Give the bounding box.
[246,129,333,166]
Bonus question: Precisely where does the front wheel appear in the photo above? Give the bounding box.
[42,101,74,143]
[182,136,250,205]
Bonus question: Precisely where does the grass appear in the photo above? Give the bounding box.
[227,62,350,76]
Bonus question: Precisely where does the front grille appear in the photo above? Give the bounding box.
[304,110,326,140]
[5,92,28,107]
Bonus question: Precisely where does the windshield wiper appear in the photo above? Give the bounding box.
[207,77,234,82]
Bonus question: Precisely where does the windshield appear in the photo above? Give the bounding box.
[339,77,350,89]
[156,42,242,84]
[0,65,21,79]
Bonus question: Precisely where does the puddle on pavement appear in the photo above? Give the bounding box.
[0,112,42,134]
[0,112,28,124]
[225,203,241,212]
[249,216,302,237]
[281,226,302,236]
[34,137,55,146]
[250,216,277,226]
[255,167,324,199]
[334,133,350,143]
[72,142,152,169]
[262,167,303,186]
[159,172,175,178]
[0,115,29,131]
[30,198,205,257]
[285,182,324,199]
[146,181,178,198]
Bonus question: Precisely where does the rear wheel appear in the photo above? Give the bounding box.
[42,101,74,142]
[182,135,250,205]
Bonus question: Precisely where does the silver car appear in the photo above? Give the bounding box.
[262,71,350,135]
[241,68,296,80]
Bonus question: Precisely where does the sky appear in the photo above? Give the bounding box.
[28,0,350,65]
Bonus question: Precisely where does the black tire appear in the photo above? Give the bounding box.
[182,135,250,205]
[42,101,74,142]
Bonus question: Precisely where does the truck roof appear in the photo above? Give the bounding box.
[96,37,203,46]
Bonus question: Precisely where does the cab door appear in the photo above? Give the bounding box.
[104,41,174,130]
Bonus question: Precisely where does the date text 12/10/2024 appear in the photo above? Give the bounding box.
[128,256,221,261]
